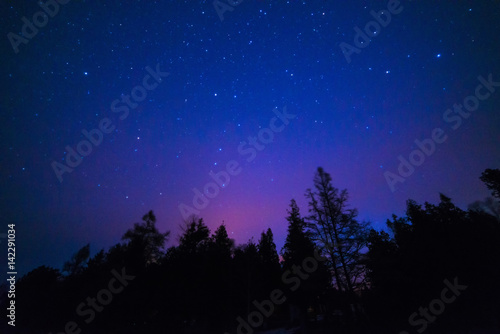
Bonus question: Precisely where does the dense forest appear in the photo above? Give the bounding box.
[1,167,499,334]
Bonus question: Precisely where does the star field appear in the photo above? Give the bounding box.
[1,0,500,275]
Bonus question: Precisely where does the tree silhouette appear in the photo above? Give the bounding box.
[62,243,90,276]
[15,266,62,332]
[258,227,280,272]
[480,168,500,199]
[468,169,500,222]
[281,199,331,332]
[205,224,236,331]
[208,223,234,259]
[281,199,316,267]
[468,196,500,221]
[233,239,261,317]
[177,215,210,254]
[365,193,500,332]
[5,176,500,334]
[122,210,170,268]
[305,167,369,294]
[257,227,282,323]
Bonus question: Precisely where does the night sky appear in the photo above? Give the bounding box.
[1,0,500,277]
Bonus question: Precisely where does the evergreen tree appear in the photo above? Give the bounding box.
[178,215,210,254]
[122,210,170,267]
[164,216,212,330]
[305,167,369,294]
[365,194,500,332]
[209,223,234,259]
[258,227,280,270]
[281,199,316,267]
[233,239,261,316]
[257,227,282,311]
[281,199,331,332]
[205,224,236,331]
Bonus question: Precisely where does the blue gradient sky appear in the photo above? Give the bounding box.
[1,0,499,276]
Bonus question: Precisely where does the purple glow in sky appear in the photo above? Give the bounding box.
[1,0,499,276]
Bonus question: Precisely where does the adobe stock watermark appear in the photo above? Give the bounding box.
[399,277,467,334]
[225,249,327,334]
[340,0,404,64]
[213,0,243,22]
[178,106,296,220]
[7,0,71,54]
[385,73,500,192]
[51,64,169,183]
[49,267,135,334]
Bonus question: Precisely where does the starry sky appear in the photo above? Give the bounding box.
[1,0,500,276]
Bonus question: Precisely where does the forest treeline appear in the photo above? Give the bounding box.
[1,168,499,334]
